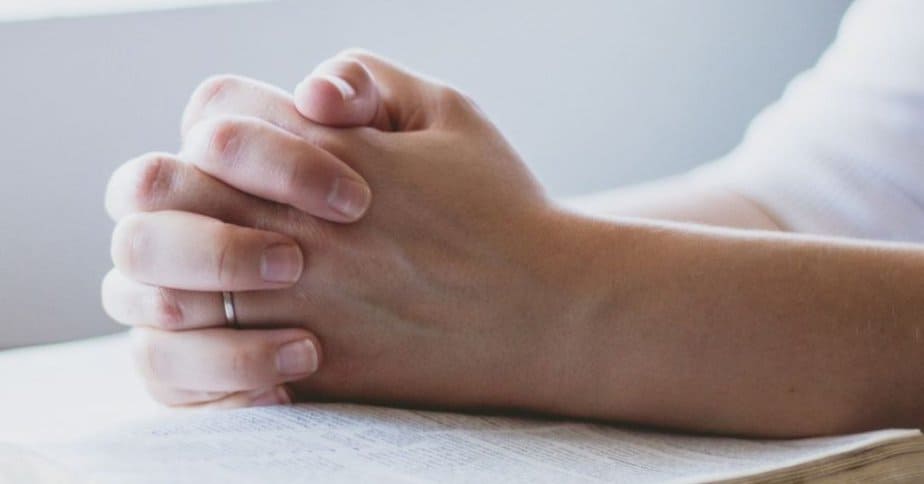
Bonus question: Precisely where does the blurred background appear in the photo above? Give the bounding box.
[0,0,851,348]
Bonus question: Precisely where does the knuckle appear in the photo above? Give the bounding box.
[111,214,149,277]
[190,74,240,114]
[100,270,127,322]
[100,288,119,324]
[183,74,242,134]
[153,287,185,330]
[204,116,244,165]
[129,153,176,210]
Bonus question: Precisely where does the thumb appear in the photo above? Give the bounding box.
[294,49,446,132]
[294,55,388,129]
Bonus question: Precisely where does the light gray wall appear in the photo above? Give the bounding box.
[0,0,851,348]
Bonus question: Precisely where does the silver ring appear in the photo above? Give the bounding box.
[222,291,239,329]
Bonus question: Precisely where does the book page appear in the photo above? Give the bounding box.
[23,403,919,484]
[3,333,920,483]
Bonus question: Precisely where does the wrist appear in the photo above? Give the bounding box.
[516,209,697,424]
[503,206,636,416]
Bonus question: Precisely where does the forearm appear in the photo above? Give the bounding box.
[564,174,783,232]
[538,211,924,437]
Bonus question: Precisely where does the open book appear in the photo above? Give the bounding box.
[2,334,923,483]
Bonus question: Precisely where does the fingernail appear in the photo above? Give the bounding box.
[276,339,318,376]
[318,74,356,101]
[327,177,371,221]
[251,386,291,406]
[260,244,303,283]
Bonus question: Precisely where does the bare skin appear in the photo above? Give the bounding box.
[103,50,924,437]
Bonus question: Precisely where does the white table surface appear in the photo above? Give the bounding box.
[0,332,166,445]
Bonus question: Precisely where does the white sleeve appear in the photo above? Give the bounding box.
[692,0,924,241]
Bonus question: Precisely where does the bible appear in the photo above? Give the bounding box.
[2,334,922,483]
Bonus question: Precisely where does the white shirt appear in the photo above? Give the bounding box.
[697,0,924,241]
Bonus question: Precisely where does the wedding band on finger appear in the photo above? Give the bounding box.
[222,291,240,329]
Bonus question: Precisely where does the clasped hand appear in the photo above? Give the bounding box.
[103,50,579,410]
